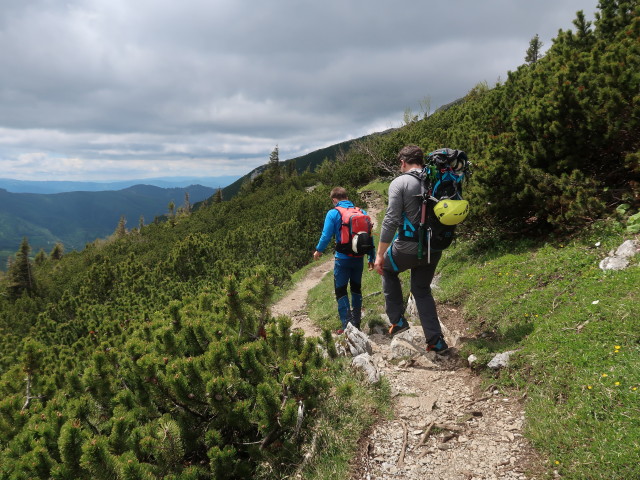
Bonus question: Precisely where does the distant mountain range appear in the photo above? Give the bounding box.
[0,175,240,194]
[0,184,216,268]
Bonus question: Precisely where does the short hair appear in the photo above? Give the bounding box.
[397,145,424,166]
[330,187,348,200]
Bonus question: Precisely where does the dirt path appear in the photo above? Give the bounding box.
[271,191,537,480]
[270,191,386,336]
[270,259,332,337]
[351,306,536,480]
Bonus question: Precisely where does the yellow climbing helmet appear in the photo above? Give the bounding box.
[433,199,469,225]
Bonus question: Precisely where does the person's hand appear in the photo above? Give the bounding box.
[313,250,322,261]
[373,255,385,275]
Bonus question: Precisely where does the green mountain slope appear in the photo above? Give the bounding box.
[0,2,637,478]
[0,184,214,266]
[221,130,396,199]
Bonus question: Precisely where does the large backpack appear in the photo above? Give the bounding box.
[334,205,374,256]
[403,148,471,261]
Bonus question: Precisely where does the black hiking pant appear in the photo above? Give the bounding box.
[382,247,443,343]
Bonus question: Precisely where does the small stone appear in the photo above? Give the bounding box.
[488,350,516,369]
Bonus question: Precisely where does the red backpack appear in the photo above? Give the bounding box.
[334,206,374,256]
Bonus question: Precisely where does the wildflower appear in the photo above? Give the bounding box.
[555,460,560,465]
[602,373,608,377]
[615,382,620,386]
[633,387,637,391]
[614,345,621,350]
[587,385,593,390]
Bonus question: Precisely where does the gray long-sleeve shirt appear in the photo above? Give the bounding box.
[380,168,423,255]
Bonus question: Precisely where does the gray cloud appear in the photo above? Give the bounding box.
[0,0,600,180]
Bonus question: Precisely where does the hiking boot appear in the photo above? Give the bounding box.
[427,336,449,353]
[388,318,410,336]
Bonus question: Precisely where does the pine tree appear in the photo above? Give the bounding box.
[34,249,47,266]
[214,188,223,203]
[286,159,297,177]
[525,34,544,63]
[50,243,64,260]
[115,215,127,238]
[266,145,281,183]
[183,191,191,214]
[8,237,35,299]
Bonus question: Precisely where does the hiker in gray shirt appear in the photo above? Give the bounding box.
[373,145,449,352]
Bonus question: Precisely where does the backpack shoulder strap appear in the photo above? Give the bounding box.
[401,170,423,181]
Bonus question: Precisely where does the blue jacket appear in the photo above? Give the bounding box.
[315,200,375,262]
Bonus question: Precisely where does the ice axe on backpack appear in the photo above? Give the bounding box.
[418,197,428,261]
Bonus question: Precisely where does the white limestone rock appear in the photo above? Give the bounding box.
[487,351,517,370]
[352,353,382,383]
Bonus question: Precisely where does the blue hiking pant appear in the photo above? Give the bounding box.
[334,256,364,329]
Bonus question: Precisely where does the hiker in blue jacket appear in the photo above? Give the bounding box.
[313,187,375,333]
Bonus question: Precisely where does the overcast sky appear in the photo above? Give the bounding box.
[0,0,600,181]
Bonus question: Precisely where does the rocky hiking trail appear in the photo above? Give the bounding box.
[270,192,538,480]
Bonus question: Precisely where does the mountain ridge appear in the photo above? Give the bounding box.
[0,175,240,194]
[0,184,215,268]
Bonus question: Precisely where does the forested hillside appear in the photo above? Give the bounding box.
[0,1,637,478]
[0,184,214,271]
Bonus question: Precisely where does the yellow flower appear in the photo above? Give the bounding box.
[633,387,637,391]
[602,373,608,377]
[615,382,620,386]
[614,345,621,350]
[587,385,592,390]
[555,460,560,465]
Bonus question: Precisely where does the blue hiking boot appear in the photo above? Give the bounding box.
[427,336,449,353]
[388,317,410,336]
